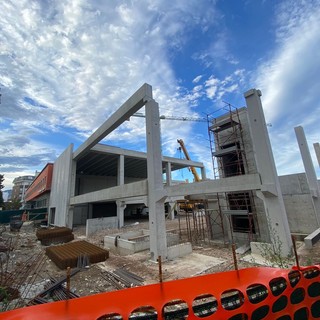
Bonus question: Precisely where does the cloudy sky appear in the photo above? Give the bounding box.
[1,0,320,189]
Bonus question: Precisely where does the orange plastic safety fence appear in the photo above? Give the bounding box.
[1,265,319,320]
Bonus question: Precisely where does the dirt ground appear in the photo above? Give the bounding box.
[1,216,320,311]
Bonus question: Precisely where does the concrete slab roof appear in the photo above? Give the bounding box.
[76,143,205,178]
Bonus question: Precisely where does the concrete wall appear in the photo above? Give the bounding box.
[49,144,74,226]
[73,205,88,225]
[279,173,318,234]
[86,216,118,237]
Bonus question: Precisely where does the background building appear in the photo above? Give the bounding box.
[2,189,12,202]
[12,175,35,204]
[24,163,53,209]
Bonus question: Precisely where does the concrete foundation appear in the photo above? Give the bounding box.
[104,229,179,256]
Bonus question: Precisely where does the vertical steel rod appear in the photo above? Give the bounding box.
[232,243,238,271]
[66,267,71,299]
[157,256,163,283]
[291,235,300,270]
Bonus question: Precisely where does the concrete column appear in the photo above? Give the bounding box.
[244,89,292,256]
[88,203,93,219]
[314,143,320,168]
[168,202,175,220]
[117,154,125,186]
[67,159,77,228]
[67,207,74,229]
[166,162,172,186]
[116,155,125,228]
[295,126,320,225]
[201,167,206,180]
[146,99,167,261]
[116,200,126,228]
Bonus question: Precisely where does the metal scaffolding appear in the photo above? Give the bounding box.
[207,104,258,244]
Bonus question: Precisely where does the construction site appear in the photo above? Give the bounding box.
[1,84,320,319]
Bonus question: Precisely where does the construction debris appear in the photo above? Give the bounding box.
[28,270,80,305]
[46,240,109,269]
[101,268,144,290]
[0,248,47,311]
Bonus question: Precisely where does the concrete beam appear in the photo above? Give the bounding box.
[164,173,262,197]
[73,83,153,161]
[70,180,148,205]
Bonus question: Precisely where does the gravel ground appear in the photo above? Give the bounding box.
[1,216,319,311]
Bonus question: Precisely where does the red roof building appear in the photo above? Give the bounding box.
[25,163,53,208]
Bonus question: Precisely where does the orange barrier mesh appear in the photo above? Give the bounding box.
[1,264,319,320]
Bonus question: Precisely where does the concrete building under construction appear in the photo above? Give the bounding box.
[48,84,320,260]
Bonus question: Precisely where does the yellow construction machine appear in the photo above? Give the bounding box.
[177,139,201,182]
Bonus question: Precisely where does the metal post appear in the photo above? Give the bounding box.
[157,256,163,283]
[66,267,71,299]
[291,235,300,270]
[232,243,238,271]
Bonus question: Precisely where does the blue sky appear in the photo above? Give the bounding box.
[1,0,320,189]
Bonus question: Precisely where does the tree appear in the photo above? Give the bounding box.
[0,174,4,209]
[4,197,21,210]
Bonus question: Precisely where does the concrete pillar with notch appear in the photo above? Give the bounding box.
[314,143,320,168]
[67,159,77,228]
[295,126,320,225]
[117,154,125,227]
[201,167,206,180]
[146,99,167,261]
[166,162,172,186]
[244,89,292,256]
[117,154,125,186]
[116,200,126,228]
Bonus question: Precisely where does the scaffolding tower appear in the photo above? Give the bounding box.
[207,104,259,244]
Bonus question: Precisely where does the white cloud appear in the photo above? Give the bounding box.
[254,0,320,176]
[193,31,239,68]
[0,0,219,186]
[205,76,219,99]
[192,75,203,83]
[256,1,320,122]
[201,70,246,102]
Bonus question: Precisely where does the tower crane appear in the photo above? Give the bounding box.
[177,139,201,182]
[132,112,208,123]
